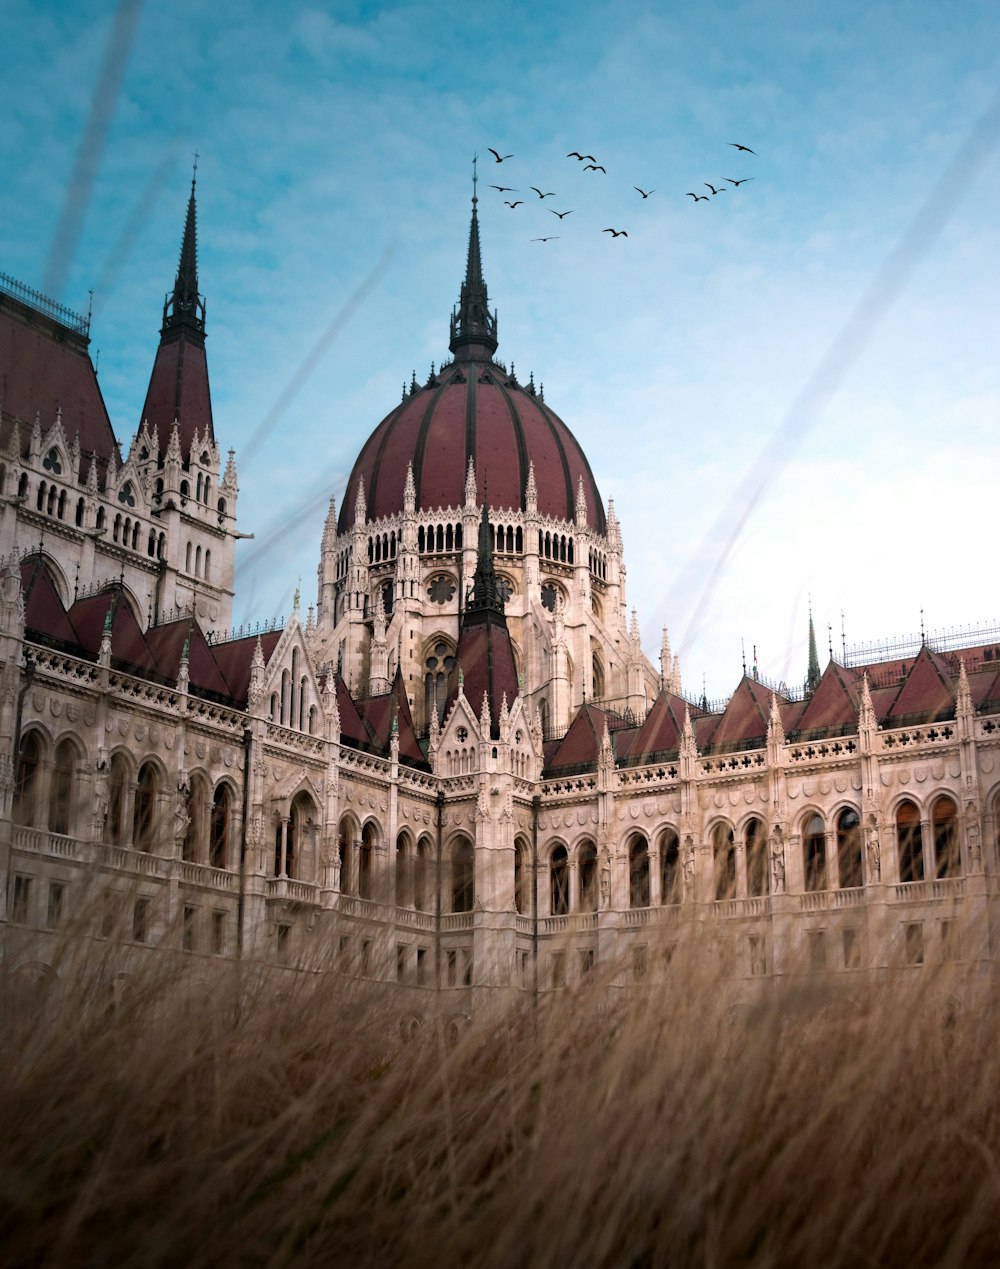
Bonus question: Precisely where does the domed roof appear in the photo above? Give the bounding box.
[338,184,605,536]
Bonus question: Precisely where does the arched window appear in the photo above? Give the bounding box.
[184,775,209,862]
[897,800,924,883]
[107,754,129,844]
[359,822,377,899]
[133,763,158,851]
[452,837,475,913]
[550,845,569,915]
[284,793,314,881]
[49,739,76,836]
[210,785,231,869]
[629,834,650,908]
[395,833,411,907]
[803,814,827,891]
[713,823,736,900]
[745,818,768,897]
[338,819,353,894]
[424,641,455,726]
[13,732,42,827]
[837,808,863,888]
[592,651,605,701]
[580,841,598,911]
[514,838,530,914]
[932,795,959,878]
[185,541,192,572]
[415,837,431,912]
[204,549,211,581]
[661,828,681,904]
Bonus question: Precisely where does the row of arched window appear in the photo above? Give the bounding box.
[368,530,398,563]
[589,546,608,581]
[539,530,574,564]
[418,522,463,554]
[184,541,211,579]
[267,649,318,733]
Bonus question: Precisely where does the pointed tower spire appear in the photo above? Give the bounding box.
[164,162,206,339]
[140,172,214,457]
[806,600,821,694]
[449,159,499,362]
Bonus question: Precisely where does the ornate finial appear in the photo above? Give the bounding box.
[468,503,503,614]
[162,173,206,337]
[354,476,367,525]
[806,598,821,694]
[525,461,537,513]
[465,456,477,508]
[403,461,416,514]
[457,665,465,693]
[767,692,784,747]
[293,580,300,614]
[472,152,478,206]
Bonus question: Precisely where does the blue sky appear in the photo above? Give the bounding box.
[2,0,999,701]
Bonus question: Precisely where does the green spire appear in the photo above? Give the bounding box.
[806,601,821,693]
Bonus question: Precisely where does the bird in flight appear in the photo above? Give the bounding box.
[567,151,596,161]
[685,192,709,201]
[728,142,757,154]
[634,187,656,198]
[531,187,556,198]
[704,183,725,196]
[583,164,606,173]
[725,176,755,187]
[504,200,524,208]
[490,184,518,192]
[531,236,559,242]
[603,228,628,237]
[488,148,514,162]
[549,209,574,219]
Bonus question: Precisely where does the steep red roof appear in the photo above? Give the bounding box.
[138,335,214,459]
[880,645,955,722]
[144,621,232,698]
[794,662,861,734]
[68,590,158,675]
[336,675,371,751]
[0,290,117,476]
[710,676,777,748]
[20,558,80,647]
[210,630,282,707]
[359,670,427,768]
[624,690,693,763]
[544,704,614,773]
[448,620,520,740]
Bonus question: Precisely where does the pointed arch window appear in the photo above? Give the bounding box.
[629,834,650,908]
[49,739,76,836]
[837,808,863,888]
[745,818,768,897]
[897,800,924,883]
[713,824,736,900]
[803,814,827,891]
[133,763,158,851]
[13,732,42,827]
[661,828,681,904]
[452,837,475,913]
[210,785,231,869]
[550,845,569,915]
[580,841,598,911]
[107,754,129,844]
[932,795,959,878]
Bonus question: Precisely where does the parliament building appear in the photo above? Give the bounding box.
[2,177,997,1002]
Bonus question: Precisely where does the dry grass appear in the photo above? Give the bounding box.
[1,925,998,1268]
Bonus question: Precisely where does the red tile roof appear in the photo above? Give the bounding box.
[138,333,214,460]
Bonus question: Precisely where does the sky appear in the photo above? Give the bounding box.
[2,0,999,705]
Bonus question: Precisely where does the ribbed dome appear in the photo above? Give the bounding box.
[338,363,606,534]
[338,182,605,536]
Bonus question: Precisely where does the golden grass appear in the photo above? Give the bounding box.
[1,925,998,1268]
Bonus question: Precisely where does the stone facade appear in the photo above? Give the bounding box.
[2,184,998,1006]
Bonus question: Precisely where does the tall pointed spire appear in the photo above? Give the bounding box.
[449,158,498,362]
[162,160,206,341]
[469,503,503,614]
[806,600,821,694]
[141,170,214,456]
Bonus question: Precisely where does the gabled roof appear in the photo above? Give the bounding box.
[543,703,616,774]
[211,630,282,707]
[336,675,371,751]
[623,690,694,764]
[68,590,159,676]
[792,661,861,735]
[20,558,80,647]
[144,621,232,698]
[359,669,428,768]
[879,644,955,722]
[708,675,778,749]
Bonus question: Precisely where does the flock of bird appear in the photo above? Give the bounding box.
[484,142,758,242]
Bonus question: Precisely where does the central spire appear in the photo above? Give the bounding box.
[162,159,206,342]
[449,157,498,362]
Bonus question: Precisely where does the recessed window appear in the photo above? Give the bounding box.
[46,881,65,929]
[118,482,136,507]
[427,575,456,604]
[42,448,62,474]
[497,577,514,604]
[540,582,558,612]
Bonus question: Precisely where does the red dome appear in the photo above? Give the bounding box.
[339,362,606,535]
